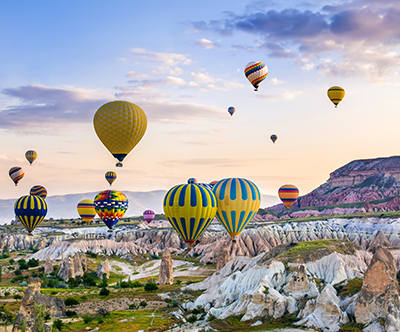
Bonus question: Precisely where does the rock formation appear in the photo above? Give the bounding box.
[158,248,173,285]
[58,255,75,281]
[44,257,53,274]
[283,265,318,299]
[216,244,231,270]
[96,258,110,279]
[73,253,84,276]
[354,247,400,329]
[368,228,392,253]
[12,277,66,332]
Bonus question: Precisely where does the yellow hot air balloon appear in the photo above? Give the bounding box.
[327,86,345,108]
[212,178,261,240]
[105,171,117,186]
[77,199,96,224]
[163,183,217,246]
[25,150,37,165]
[93,101,147,167]
[278,184,299,209]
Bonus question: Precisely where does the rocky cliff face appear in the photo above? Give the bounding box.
[270,156,400,212]
[12,277,66,332]
[158,248,173,285]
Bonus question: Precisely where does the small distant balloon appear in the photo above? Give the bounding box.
[77,199,96,225]
[270,134,278,144]
[143,210,155,224]
[244,61,268,91]
[187,178,198,184]
[228,107,235,116]
[105,171,117,186]
[278,184,299,209]
[9,167,24,186]
[30,185,47,199]
[25,150,37,165]
[327,86,345,108]
[14,195,48,235]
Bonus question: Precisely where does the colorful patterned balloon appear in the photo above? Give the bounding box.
[212,178,261,239]
[77,199,96,224]
[163,183,217,246]
[94,190,128,231]
[9,167,24,186]
[143,209,155,224]
[93,101,147,167]
[244,61,268,91]
[278,184,299,209]
[105,171,117,186]
[25,150,37,165]
[30,185,47,199]
[14,195,48,235]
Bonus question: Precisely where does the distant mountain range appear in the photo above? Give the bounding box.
[0,190,280,224]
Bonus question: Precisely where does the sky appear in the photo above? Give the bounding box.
[1,0,400,205]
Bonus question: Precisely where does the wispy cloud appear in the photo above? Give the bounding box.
[129,48,192,66]
[196,38,217,49]
[257,89,304,100]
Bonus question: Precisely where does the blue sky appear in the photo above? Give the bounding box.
[1,0,400,204]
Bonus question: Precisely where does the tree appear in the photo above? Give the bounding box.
[101,273,108,287]
[0,266,2,283]
[20,319,26,332]
[34,303,46,332]
[99,287,110,296]
[0,306,13,330]
[144,282,158,292]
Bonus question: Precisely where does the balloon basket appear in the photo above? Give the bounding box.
[28,233,33,237]
[116,162,123,167]
[108,230,113,233]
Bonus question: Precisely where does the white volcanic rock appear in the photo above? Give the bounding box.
[283,265,319,299]
[58,255,75,282]
[73,254,84,277]
[44,257,53,274]
[296,284,349,332]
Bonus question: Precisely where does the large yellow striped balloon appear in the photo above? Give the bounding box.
[77,199,96,224]
[163,183,217,246]
[212,178,261,239]
[327,86,345,108]
[14,195,48,235]
[93,101,147,167]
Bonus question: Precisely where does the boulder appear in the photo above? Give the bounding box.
[158,248,173,285]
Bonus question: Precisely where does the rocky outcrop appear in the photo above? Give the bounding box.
[354,247,400,329]
[44,257,53,274]
[158,248,173,285]
[216,244,231,270]
[12,277,66,332]
[58,255,75,282]
[368,228,392,253]
[73,253,84,276]
[96,258,110,279]
[283,265,318,299]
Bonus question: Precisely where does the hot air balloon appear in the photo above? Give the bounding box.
[93,100,147,167]
[213,178,261,240]
[105,171,117,186]
[278,184,299,209]
[25,150,37,165]
[77,199,96,224]
[198,183,214,190]
[327,86,345,108]
[94,190,128,232]
[143,210,155,224]
[163,183,217,246]
[270,134,278,144]
[228,107,235,116]
[187,178,198,184]
[14,195,47,235]
[30,185,47,199]
[244,61,268,91]
[9,167,24,186]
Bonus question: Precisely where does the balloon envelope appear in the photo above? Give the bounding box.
[143,210,155,223]
[278,184,299,209]
[14,195,47,234]
[228,107,235,116]
[25,150,37,165]
[244,61,268,91]
[163,183,217,246]
[187,178,198,184]
[212,178,261,239]
[30,185,47,199]
[77,199,96,224]
[93,101,147,166]
[9,167,24,186]
[94,190,128,230]
[327,86,345,108]
[105,171,117,186]
[270,134,278,143]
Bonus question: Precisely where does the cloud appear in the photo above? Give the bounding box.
[0,85,111,129]
[190,72,217,84]
[129,48,192,66]
[257,89,303,101]
[126,71,150,78]
[196,38,217,49]
[162,157,273,167]
[269,77,284,85]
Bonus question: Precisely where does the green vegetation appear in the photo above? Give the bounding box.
[338,323,365,331]
[144,282,158,292]
[334,278,363,297]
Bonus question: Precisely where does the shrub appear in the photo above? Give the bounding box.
[13,294,22,300]
[53,319,63,330]
[64,297,80,306]
[132,280,142,287]
[188,315,197,323]
[207,314,216,322]
[4,292,10,297]
[144,282,158,292]
[129,303,138,310]
[28,258,39,268]
[99,287,110,296]
[56,281,68,289]
[9,259,15,264]
[50,291,58,295]
[164,298,172,304]
[20,281,28,287]
[14,269,22,276]
[139,300,147,308]
[175,280,182,285]
[150,254,159,259]
[44,312,51,321]
[171,299,180,307]
[66,310,77,317]
[83,315,93,324]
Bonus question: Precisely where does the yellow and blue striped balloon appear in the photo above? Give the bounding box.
[14,195,48,235]
[105,171,117,186]
[163,183,217,246]
[212,178,261,239]
[25,150,37,165]
[77,199,96,224]
[30,185,47,199]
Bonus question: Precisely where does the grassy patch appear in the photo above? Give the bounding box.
[335,278,363,298]
[112,265,122,271]
[338,322,365,331]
